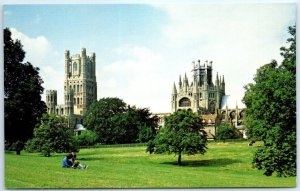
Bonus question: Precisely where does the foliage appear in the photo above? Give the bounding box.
[75,130,98,146]
[84,97,158,144]
[4,28,46,149]
[26,114,79,157]
[147,110,207,165]
[216,124,241,142]
[243,25,296,176]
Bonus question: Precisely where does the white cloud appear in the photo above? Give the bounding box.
[154,3,295,108]
[10,28,64,104]
[98,45,171,112]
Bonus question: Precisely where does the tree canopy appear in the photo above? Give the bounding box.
[26,114,78,157]
[243,25,296,177]
[147,110,207,165]
[83,97,159,144]
[4,28,46,148]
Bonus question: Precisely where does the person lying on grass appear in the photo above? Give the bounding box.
[62,153,88,169]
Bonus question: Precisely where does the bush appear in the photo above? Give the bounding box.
[216,124,241,142]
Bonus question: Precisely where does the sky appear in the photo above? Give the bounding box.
[3,1,296,113]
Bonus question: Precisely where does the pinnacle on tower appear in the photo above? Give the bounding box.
[184,72,189,86]
[215,72,219,86]
[172,82,177,94]
[179,75,182,88]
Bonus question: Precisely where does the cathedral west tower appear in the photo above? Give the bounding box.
[64,48,97,115]
[46,48,97,129]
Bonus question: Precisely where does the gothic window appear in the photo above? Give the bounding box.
[77,85,79,92]
[74,98,76,104]
[77,98,80,105]
[179,97,191,107]
[230,111,236,119]
[200,93,202,98]
[73,62,77,74]
[69,64,72,74]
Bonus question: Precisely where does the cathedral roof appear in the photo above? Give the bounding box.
[201,114,217,124]
[220,95,246,109]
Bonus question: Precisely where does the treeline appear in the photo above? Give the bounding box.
[83,97,159,144]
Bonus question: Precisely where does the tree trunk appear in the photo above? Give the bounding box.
[178,151,182,165]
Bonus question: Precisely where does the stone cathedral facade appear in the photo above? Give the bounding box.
[171,60,225,114]
[167,59,246,139]
[45,48,97,129]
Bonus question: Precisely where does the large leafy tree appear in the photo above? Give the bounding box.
[147,110,207,165]
[83,97,158,144]
[26,114,78,157]
[4,28,46,148]
[83,97,127,144]
[243,25,296,177]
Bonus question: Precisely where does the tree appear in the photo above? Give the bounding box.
[243,25,296,177]
[83,97,127,144]
[26,114,78,157]
[147,110,207,165]
[4,28,46,151]
[216,124,240,142]
[84,97,158,144]
[75,130,98,146]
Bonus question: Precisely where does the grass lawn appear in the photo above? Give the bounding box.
[5,141,296,188]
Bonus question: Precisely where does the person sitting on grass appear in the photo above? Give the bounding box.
[62,153,88,169]
[69,151,88,169]
[62,153,74,168]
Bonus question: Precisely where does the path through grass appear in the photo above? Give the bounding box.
[5,141,296,188]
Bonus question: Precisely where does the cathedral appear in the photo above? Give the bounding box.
[168,59,246,139]
[45,48,97,131]
[171,60,225,114]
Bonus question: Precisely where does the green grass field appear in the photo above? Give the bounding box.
[5,141,296,188]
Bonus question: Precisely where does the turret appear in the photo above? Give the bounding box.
[46,90,57,114]
[65,50,70,78]
[172,82,178,112]
[222,75,225,93]
[215,72,219,88]
[207,60,213,86]
[197,60,201,85]
[172,82,177,95]
[65,88,74,115]
[81,48,86,77]
[91,52,96,79]
[184,72,189,92]
[179,75,182,89]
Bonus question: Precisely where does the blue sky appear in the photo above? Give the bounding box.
[3,2,296,113]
